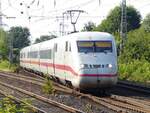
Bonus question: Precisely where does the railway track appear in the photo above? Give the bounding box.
[0,71,73,93]
[0,81,84,113]
[0,90,47,113]
[117,80,150,94]
[0,72,84,113]
[0,71,150,113]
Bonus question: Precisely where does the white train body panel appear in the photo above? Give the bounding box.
[20,32,118,89]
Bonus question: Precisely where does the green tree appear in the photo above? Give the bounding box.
[118,28,150,83]
[120,28,150,63]
[8,26,30,49]
[95,6,141,33]
[34,35,57,44]
[8,26,31,63]
[82,21,96,31]
[142,13,150,32]
[0,28,8,59]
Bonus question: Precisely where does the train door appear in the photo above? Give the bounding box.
[53,43,57,76]
[97,66,101,88]
[64,41,68,80]
[94,55,101,88]
[64,41,72,81]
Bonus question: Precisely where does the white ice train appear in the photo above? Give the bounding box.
[20,32,118,89]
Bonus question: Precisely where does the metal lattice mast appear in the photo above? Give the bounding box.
[120,0,127,51]
[0,0,2,27]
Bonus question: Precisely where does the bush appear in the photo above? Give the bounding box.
[120,28,150,62]
[0,60,17,72]
[117,28,150,83]
[119,59,150,83]
[42,76,55,96]
[0,97,34,113]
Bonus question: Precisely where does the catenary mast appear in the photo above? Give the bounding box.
[0,0,2,27]
[120,0,127,52]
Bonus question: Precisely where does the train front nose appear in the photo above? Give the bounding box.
[78,63,117,89]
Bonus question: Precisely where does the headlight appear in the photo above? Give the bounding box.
[80,64,89,69]
[80,64,85,68]
[108,64,113,68]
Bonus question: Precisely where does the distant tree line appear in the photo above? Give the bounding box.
[34,35,57,44]
[0,26,57,63]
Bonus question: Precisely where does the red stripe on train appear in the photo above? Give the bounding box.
[20,60,78,76]
[79,74,117,77]
[20,60,117,77]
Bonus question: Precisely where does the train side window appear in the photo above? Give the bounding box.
[48,49,52,59]
[40,49,52,59]
[24,53,26,58]
[69,43,71,52]
[30,51,38,58]
[54,43,57,52]
[23,53,25,58]
[65,41,68,52]
[27,52,30,58]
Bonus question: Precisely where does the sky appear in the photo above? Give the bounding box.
[1,0,150,42]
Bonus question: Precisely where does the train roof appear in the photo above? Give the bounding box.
[53,32,114,41]
[21,32,114,51]
[69,32,113,38]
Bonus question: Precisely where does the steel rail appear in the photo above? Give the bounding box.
[0,81,84,113]
[0,72,72,93]
[111,95,150,108]
[0,90,47,113]
[117,81,150,94]
[95,96,150,113]
[0,71,127,112]
[1,71,150,113]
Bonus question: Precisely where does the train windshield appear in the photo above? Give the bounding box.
[77,41,112,53]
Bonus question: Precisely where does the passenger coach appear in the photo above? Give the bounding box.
[20,32,118,89]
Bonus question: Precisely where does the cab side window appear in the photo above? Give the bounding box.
[69,43,71,52]
[54,43,57,52]
[65,41,68,52]
[65,41,71,52]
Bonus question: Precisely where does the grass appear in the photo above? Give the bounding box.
[0,97,35,113]
[0,60,17,72]
[119,59,150,84]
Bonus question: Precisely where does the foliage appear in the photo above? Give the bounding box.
[0,60,17,72]
[95,6,121,33]
[8,26,31,63]
[42,76,55,96]
[118,28,150,83]
[142,13,150,32]
[120,28,150,62]
[0,28,9,59]
[34,35,57,44]
[94,6,141,33]
[0,97,34,113]
[119,59,150,83]
[8,26,30,49]
[82,21,96,31]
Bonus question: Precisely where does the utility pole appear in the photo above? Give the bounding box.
[0,0,2,27]
[64,10,86,33]
[120,0,127,53]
